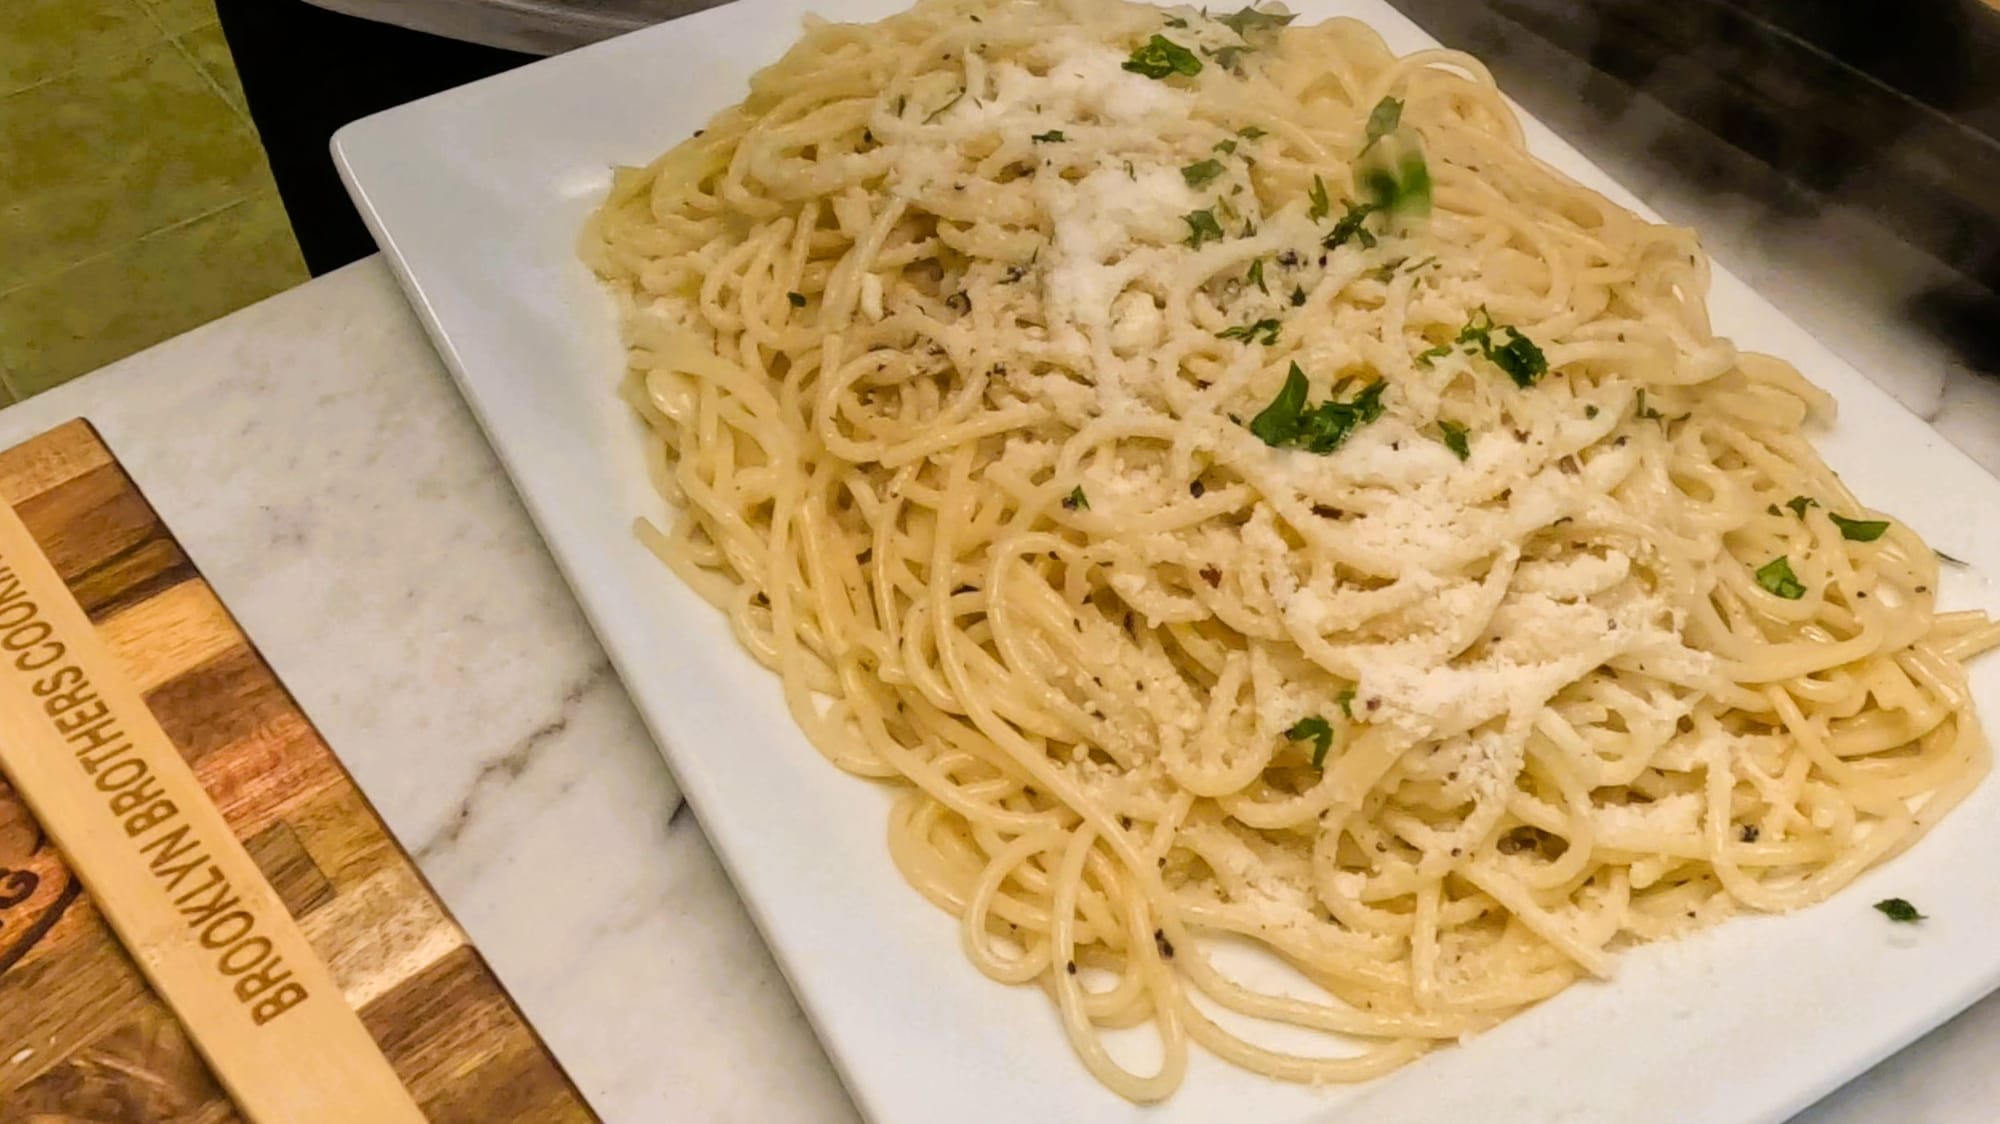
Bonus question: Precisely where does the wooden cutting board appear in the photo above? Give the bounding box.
[0,419,596,1122]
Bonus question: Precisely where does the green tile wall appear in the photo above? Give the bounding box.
[0,0,307,399]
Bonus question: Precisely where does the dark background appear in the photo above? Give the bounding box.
[1397,0,2000,374]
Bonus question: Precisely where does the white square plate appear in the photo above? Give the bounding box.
[333,3,2000,1120]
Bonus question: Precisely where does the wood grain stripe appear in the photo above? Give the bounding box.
[0,420,595,1121]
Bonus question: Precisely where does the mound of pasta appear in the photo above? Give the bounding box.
[583,0,1996,1100]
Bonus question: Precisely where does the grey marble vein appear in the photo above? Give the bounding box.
[416,660,615,862]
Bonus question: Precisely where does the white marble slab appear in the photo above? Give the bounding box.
[4,254,1992,1122]
[0,263,849,1122]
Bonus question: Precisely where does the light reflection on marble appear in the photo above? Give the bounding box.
[4,83,1996,1118]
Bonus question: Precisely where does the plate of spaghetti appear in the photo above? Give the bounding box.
[335,0,2000,1120]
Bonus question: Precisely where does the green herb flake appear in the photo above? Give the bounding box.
[1785,495,1818,517]
[1335,689,1356,719]
[1415,343,1452,368]
[786,291,806,308]
[1487,331,1547,387]
[1323,199,1378,250]
[1438,419,1471,461]
[1219,5,1297,38]
[1364,260,1402,283]
[1874,898,1924,923]
[1635,389,1664,420]
[1183,209,1226,249]
[1363,95,1403,149]
[1767,504,1783,517]
[1213,138,1238,155]
[1217,318,1281,345]
[1830,513,1891,542]
[1208,44,1248,70]
[1455,308,1548,387]
[1237,125,1267,139]
[1755,556,1806,600]
[1585,404,1600,419]
[1249,363,1312,447]
[1062,486,1090,511]
[1124,34,1203,79]
[1247,363,1388,454]
[1286,715,1334,768]
[1246,257,1267,293]
[1358,139,1433,216]
[1182,158,1226,189]
[1308,174,1331,222]
[1164,15,1188,27]
[1031,129,1067,143]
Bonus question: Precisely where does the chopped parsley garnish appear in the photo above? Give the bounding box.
[1246,257,1267,293]
[786,291,806,308]
[1031,129,1066,143]
[1780,497,1888,541]
[1219,5,1297,38]
[1247,363,1388,454]
[1307,174,1331,222]
[1755,556,1806,600]
[1415,343,1453,368]
[1335,688,1356,718]
[1290,285,1307,307]
[1217,318,1281,345]
[1357,129,1433,216]
[1455,308,1548,387]
[1286,715,1334,768]
[1182,158,1226,188]
[1874,898,1924,923]
[1062,486,1089,511]
[1183,209,1225,248]
[1213,138,1238,155]
[1635,389,1664,420]
[1438,419,1471,461]
[1124,35,1203,79]
[1830,513,1890,542]
[1237,125,1267,139]
[1938,549,1968,567]
[1323,199,1378,249]
[1164,15,1188,27]
[1208,44,1248,70]
[1585,404,1600,419]
[1363,95,1402,149]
